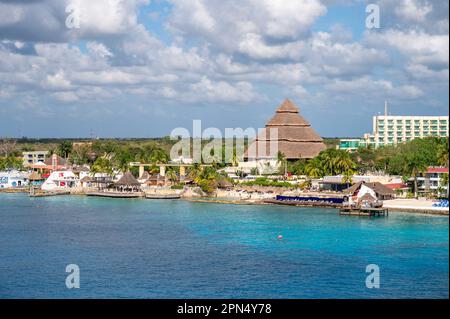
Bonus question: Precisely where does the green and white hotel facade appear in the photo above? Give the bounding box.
[340,115,449,151]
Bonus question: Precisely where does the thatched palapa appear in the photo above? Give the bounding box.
[245,99,326,160]
[115,172,141,187]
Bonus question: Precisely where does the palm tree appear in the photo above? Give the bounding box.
[440,173,449,197]
[277,151,287,177]
[188,163,202,181]
[437,140,449,167]
[342,169,355,188]
[91,157,113,175]
[305,158,323,179]
[231,150,239,167]
[404,153,428,199]
[334,151,357,175]
[166,168,179,184]
[56,141,73,159]
[150,148,169,164]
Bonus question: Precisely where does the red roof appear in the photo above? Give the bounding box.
[427,167,449,174]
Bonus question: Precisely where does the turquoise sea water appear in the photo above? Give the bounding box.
[0,193,448,299]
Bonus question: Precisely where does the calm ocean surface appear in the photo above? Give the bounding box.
[0,193,448,299]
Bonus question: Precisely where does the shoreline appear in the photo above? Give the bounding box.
[1,190,448,216]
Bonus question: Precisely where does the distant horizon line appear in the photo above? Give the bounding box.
[3,136,355,140]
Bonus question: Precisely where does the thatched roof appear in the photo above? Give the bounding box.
[80,176,93,183]
[245,99,326,160]
[115,172,141,186]
[72,166,90,173]
[28,172,43,181]
[344,181,395,196]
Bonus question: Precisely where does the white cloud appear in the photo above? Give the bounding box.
[51,91,79,102]
[167,0,326,54]
[188,77,258,103]
[326,76,424,100]
[394,0,432,23]
[87,42,113,58]
[366,30,449,69]
[42,70,72,90]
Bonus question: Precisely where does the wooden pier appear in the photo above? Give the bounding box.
[86,191,143,198]
[145,194,181,200]
[339,207,389,217]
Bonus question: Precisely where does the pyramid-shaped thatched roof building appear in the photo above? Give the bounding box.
[245,99,326,160]
[115,172,141,186]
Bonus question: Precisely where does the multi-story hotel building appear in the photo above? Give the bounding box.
[364,115,449,148]
[22,151,49,166]
[339,102,449,151]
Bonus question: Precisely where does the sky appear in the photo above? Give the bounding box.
[0,0,448,138]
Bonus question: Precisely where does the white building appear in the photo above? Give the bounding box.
[365,115,449,148]
[417,167,449,196]
[0,171,29,188]
[41,171,79,191]
[339,102,449,150]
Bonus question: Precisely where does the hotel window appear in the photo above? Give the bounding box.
[431,126,438,131]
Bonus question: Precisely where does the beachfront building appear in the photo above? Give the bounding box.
[242,99,326,173]
[112,172,141,193]
[366,115,448,148]
[315,174,404,192]
[340,115,449,151]
[344,181,395,205]
[416,167,449,196]
[41,171,78,191]
[0,171,29,188]
[22,151,48,166]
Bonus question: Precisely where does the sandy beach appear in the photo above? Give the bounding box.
[383,199,449,215]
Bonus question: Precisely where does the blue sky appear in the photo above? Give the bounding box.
[0,0,448,138]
